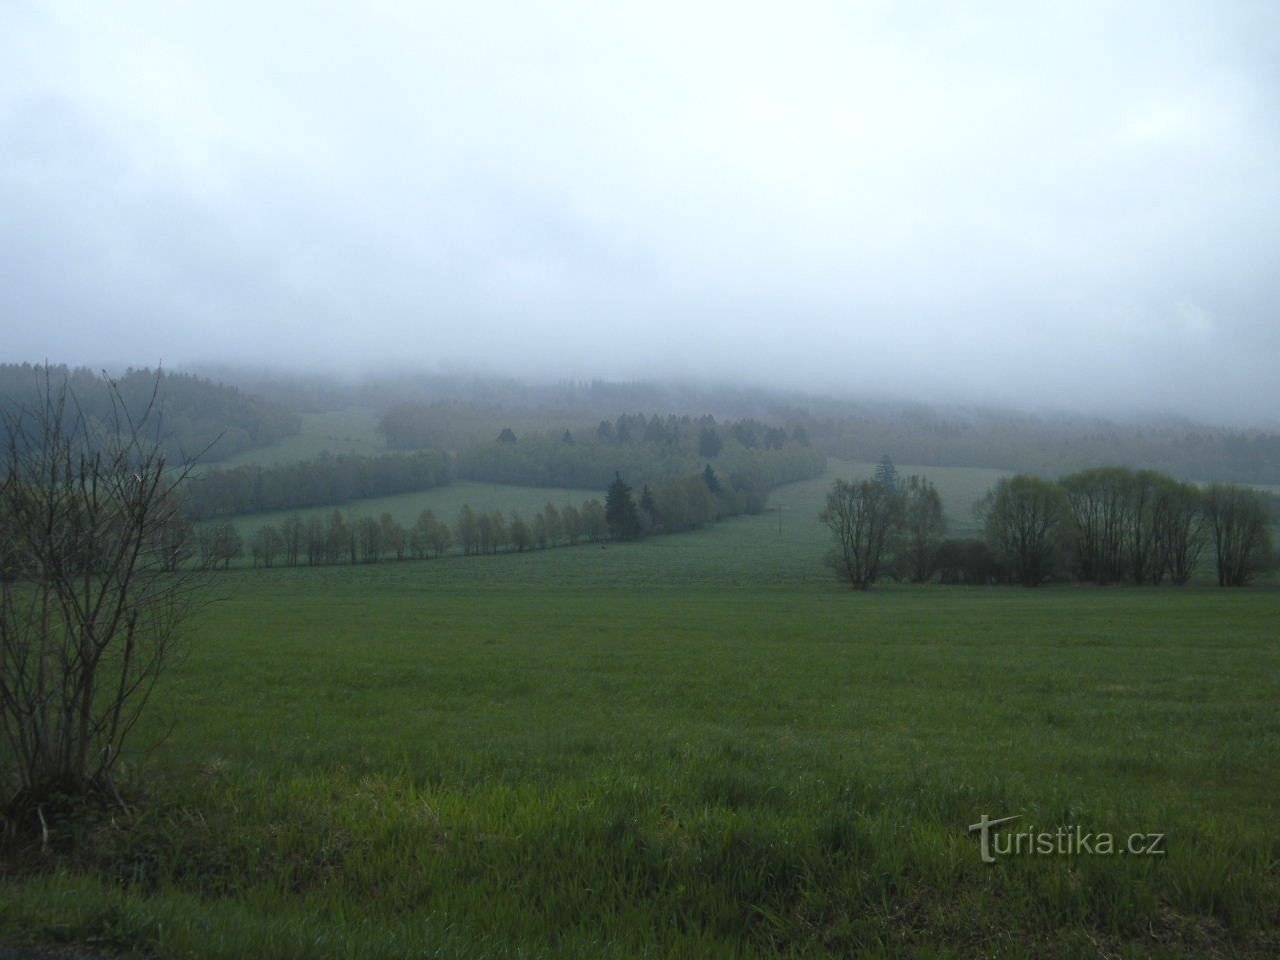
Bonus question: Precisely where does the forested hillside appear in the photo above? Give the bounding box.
[0,364,300,462]
[796,405,1280,484]
[201,368,1280,485]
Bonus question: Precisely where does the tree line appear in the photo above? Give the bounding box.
[181,450,452,519]
[210,501,607,568]
[208,462,759,569]
[822,459,1276,589]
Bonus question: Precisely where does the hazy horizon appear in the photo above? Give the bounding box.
[3,2,1278,424]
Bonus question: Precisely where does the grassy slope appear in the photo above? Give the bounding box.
[209,409,388,468]
[2,468,1277,958]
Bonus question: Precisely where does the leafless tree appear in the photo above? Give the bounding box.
[0,369,207,813]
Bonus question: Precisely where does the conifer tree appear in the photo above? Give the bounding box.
[605,472,642,541]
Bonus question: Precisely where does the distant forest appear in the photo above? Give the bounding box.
[198,368,1280,485]
[8,365,1280,492]
[386,408,828,495]
[181,413,823,519]
[0,364,300,462]
[800,408,1280,486]
[182,450,452,520]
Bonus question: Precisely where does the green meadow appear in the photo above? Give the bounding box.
[208,409,389,469]
[2,466,1277,958]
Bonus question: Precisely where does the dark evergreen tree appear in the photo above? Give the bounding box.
[702,464,722,495]
[698,425,723,458]
[605,472,642,541]
[639,484,657,519]
[873,455,899,491]
[497,427,517,443]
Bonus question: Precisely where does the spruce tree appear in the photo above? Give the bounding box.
[605,472,642,541]
[639,484,657,519]
[873,455,899,492]
[702,463,722,495]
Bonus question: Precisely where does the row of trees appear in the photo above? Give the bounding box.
[182,450,452,519]
[224,464,753,568]
[819,459,946,589]
[228,500,616,569]
[821,459,1276,589]
[456,501,610,555]
[979,471,1273,588]
[200,510,446,568]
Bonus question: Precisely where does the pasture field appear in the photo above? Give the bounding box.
[205,409,388,470]
[2,469,1277,958]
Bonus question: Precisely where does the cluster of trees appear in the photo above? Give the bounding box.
[182,450,452,519]
[453,414,825,493]
[822,459,1276,589]
[977,470,1274,587]
[819,459,947,589]
[602,464,778,542]
[0,364,300,463]
[1061,469,1205,585]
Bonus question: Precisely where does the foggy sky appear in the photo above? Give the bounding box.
[2,1,1278,422]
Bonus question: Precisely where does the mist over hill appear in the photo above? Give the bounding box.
[182,365,1280,486]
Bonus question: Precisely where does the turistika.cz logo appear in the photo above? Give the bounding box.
[967,814,1166,863]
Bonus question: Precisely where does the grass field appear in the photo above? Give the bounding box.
[206,409,389,470]
[2,468,1277,958]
